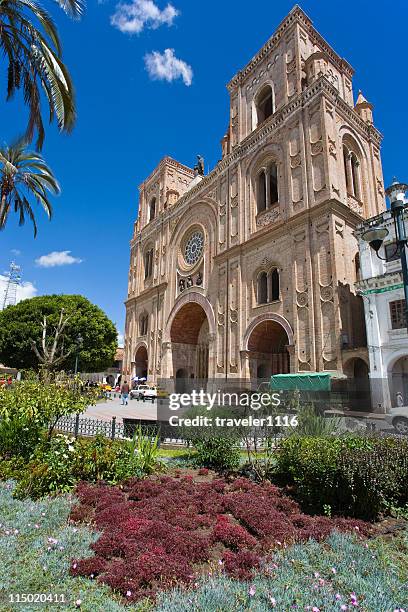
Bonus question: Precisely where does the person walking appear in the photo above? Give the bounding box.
[121,380,130,406]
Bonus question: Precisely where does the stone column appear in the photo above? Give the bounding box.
[240,350,251,382]
[160,342,172,379]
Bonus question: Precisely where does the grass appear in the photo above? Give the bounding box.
[0,481,140,611]
[156,531,408,611]
[0,479,407,611]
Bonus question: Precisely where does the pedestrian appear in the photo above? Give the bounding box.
[121,380,130,405]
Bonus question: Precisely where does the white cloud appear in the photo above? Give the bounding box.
[111,0,178,34]
[0,275,37,307]
[11,249,21,256]
[144,48,192,86]
[35,251,82,268]
[117,331,124,346]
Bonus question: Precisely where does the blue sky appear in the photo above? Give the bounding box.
[1,0,408,341]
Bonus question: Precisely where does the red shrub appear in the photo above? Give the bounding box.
[212,515,257,551]
[223,550,261,580]
[70,556,107,577]
[70,475,369,602]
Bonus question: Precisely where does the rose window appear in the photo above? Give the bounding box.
[184,231,204,266]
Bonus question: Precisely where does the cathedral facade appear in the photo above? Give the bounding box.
[123,6,385,387]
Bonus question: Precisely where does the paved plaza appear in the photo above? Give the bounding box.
[85,396,157,422]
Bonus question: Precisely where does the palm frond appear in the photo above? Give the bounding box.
[0,142,59,236]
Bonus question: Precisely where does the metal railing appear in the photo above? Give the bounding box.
[55,415,187,446]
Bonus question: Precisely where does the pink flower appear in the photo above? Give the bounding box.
[341,606,347,611]
[314,572,320,578]
[269,596,277,607]
[72,562,77,569]
[75,600,81,608]
[350,593,359,607]
[312,607,320,612]
[331,567,337,574]
[126,591,132,597]
[248,585,256,597]
[335,594,342,600]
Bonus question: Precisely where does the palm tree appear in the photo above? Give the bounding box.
[0,0,84,149]
[0,141,60,236]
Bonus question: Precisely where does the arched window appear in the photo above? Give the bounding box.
[256,268,280,304]
[257,172,267,213]
[343,146,350,193]
[271,268,280,301]
[343,142,362,201]
[256,85,273,126]
[149,197,156,222]
[270,164,278,205]
[350,153,361,200]
[257,272,268,304]
[354,253,361,282]
[144,248,153,279]
[139,314,148,336]
[257,163,278,214]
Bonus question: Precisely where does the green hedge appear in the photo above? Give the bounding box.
[275,435,408,520]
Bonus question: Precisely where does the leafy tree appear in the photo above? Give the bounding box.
[0,142,60,236]
[0,0,82,149]
[0,294,118,372]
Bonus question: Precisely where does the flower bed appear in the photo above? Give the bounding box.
[70,475,370,602]
[1,480,406,611]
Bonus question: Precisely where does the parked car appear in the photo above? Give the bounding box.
[141,386,157,402]
[130,384,151,400]
[384,406,408,435]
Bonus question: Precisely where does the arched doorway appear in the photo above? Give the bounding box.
[343,357,371,410]
[170,302,209,383]
[247,319,290,381]
[389,356,408,407]
[135,345,148,379]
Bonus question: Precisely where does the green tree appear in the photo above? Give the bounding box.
[0,294,118,372]
[0,142,60,236]
[0,0,82,149]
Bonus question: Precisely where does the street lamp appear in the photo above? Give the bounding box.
[361,177,408,328]
[74,335,83,375]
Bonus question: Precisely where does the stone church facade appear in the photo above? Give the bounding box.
[123,6,385,387]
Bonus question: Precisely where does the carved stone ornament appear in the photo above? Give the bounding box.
[320,285,333,301]
[311,141,323,155]
[347,195,363,214]
[297,291,308,307]
[256,207,280,228]
[290,154,301,168]
[230,309,238,324]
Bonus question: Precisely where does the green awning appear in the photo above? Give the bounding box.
[270,373,332,392]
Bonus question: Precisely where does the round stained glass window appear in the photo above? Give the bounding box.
[184,230,204,265]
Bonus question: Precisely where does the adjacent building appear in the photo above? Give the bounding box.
[123,6,386,391]
[355,210,408,411]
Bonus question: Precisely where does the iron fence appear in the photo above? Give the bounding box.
[55,415,188,446]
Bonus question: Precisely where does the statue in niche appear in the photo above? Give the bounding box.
[194,155,205,177]
[179,278,186,292]
[186,276,193,288]
[196,272,203,286]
